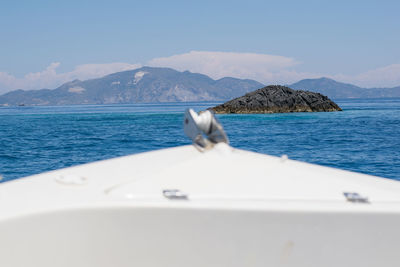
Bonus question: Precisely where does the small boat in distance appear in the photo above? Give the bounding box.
[0,109,399,267]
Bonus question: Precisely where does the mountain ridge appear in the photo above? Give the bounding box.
[1,68,400,106]
[290,77,400,99]
[0,67,264,106]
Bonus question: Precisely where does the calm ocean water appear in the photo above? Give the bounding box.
[0,99,399,182]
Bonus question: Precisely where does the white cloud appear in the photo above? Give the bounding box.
[149,51,400,88]
[69,63,141,81]
[148,50,303,84]
[0,62,141,94]
[1,51,400,95]
[332,64,400,88]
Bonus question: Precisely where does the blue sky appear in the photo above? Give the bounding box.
[0,0,399,92]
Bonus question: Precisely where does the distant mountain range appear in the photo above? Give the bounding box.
[0,67,399,106]
[290,77,400,99]
[0,67,263,106]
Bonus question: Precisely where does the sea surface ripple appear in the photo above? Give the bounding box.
[0,99,399,182]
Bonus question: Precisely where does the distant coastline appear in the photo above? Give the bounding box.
[1,67,399,107]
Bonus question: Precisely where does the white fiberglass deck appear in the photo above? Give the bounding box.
[1,143,400,267]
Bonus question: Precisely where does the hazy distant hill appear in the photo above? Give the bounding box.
[2,69,400,106]
[290,77,400,99]
[0,67,264,106]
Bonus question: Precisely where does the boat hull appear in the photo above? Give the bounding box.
[1,206,399,267]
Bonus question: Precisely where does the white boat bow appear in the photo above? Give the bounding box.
[0,109,399,267]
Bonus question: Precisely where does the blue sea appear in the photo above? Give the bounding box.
[0,99,399,182]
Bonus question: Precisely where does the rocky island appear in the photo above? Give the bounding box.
[211,85,342,114]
